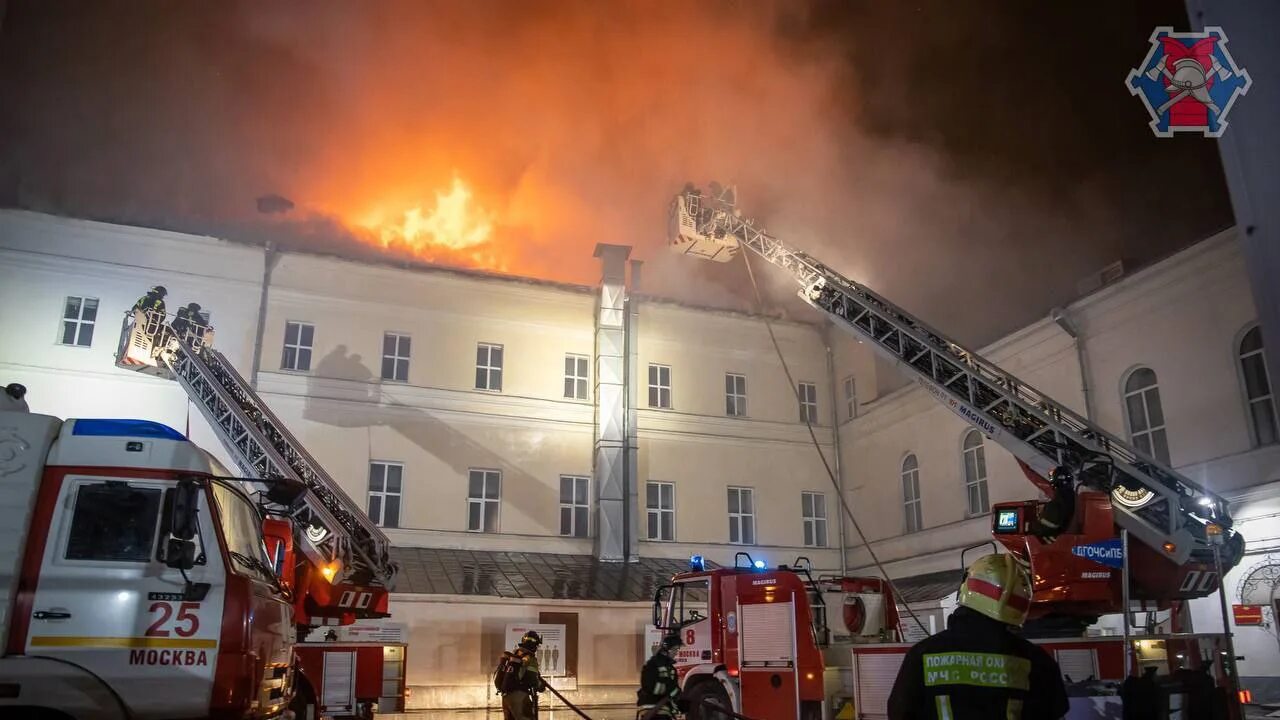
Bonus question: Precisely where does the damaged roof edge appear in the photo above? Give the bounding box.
[2,207,821,328]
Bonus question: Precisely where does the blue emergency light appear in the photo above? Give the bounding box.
[753,559,766,570]
[689,555,706,571]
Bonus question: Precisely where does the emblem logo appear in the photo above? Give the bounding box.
[1126,27,1251,137]
[0,427,31,476]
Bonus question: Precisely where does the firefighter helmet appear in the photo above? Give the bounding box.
[957,553,1032,627]
[520,630,542,650]
[151,285,168,297]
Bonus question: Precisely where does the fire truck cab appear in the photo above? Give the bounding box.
[653,554,828,720]
[0,409,295,720]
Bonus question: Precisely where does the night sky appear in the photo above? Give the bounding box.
[0,1,1235,345]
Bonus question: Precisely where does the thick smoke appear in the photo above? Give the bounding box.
[0,1,1233,343]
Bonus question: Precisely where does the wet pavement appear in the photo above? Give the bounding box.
[381,706,636,720]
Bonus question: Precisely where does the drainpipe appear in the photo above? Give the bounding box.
[1050,306,1095,421]
[824,325,849,576]
[626,259,642,562]
[249,240,281,389]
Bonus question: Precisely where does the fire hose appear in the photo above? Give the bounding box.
[645,696,766,720]
[542,680,766,720]
[540,680,595,720]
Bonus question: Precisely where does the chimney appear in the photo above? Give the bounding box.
[592,244,638,562]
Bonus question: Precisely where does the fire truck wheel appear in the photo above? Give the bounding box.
[290,675,318,720]
[685,680,731,720]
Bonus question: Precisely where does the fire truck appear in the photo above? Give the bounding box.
[654,184,1247,719]
[0,305,402,719]
[115,307,405,719]
[0,410,296,720]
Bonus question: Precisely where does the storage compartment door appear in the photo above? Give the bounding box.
[739,600,799,720]
[322,650,356,712]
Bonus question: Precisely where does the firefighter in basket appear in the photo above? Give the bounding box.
[637,632,683,719]
[887,553,1069,720]
[495,630,545,720]
[130,285,168,346]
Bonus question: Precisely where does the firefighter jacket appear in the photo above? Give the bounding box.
[637,651,680,707]
[133,292,165,315]
[886,607,1069,720]
[513,647,542,693]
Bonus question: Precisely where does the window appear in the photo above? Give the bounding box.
[962,430,990,516]
[662,578,710,627]
[902,455,922,533]
[211,481,276,583]
[65,483,161,562]
[648,364,671,409]
[282,321,314,371]
[367,462,403,528]
[560,475,590,537]
[843,375,857,421]
[476,343,503,391]
[802,491,827,548]
[381,333,411,383]
[467,469,501,532]
[728,486,755,545]
[564,354,589,400]
[1239,326,1278,446]
[1123,367,1170,464]
[725,373,747,417]
[60,296,98,347]
[646,481,675,541]
[798,382,818,424]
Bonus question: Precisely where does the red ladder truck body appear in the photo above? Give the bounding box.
[117,303,402,718]
[662,184,1246,719]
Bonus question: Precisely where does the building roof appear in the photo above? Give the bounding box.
[892,568,963,604]
[390,547,710,602]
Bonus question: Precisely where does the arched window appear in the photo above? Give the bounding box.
[901,454,922,533]
[962,430,989,516]
[1239,326,1278,446]
[1123,367,1170,464]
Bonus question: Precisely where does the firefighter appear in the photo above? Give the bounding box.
[132,285,167,315]
[1031,465,1076,543]
[501,630,544,720]
[171,302,210,346]
[171,304,191,335]
[887,554,1069,720]
[637,632,683,719]
[2,383,29,412]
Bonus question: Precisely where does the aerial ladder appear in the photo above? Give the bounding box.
[670,183,1244,621]
[115,305,396,625]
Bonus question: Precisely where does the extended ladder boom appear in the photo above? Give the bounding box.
[670,184,1238,569]
[117,310,395,588]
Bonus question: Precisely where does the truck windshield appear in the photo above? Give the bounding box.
[664,579,710,627]
[211,481,277,584]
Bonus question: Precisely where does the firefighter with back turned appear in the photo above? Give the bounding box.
[887,554,1069,719]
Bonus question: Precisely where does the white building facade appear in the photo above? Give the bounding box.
[3,210,1278,704]
[832,228,1280,698]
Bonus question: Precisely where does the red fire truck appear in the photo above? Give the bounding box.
[657,184,1246,719]
[116,305,405,719]
[0,412,296,719]
[0,302,403,719]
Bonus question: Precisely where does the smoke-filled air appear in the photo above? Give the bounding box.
[0,0,1234,342]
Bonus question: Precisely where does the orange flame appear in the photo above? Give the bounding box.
[367,176,494,253]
